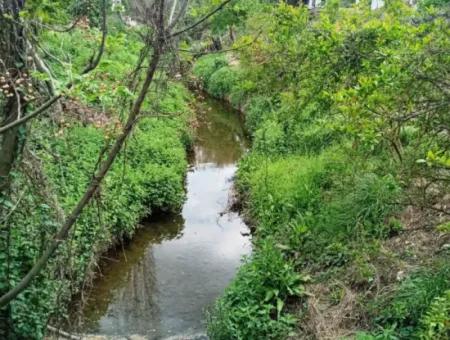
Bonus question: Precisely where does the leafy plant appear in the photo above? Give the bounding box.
[207,238,306,339]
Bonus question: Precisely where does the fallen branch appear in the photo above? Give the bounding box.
[46,325,81,340]
[0,95,62,134]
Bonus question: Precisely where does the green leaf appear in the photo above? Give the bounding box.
[276,298,284,318]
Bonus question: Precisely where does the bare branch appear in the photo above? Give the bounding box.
[168,0,189,30]
[81,0,108,74]
[0,0,108,134]
[0,95,62,134]
[170,0,233,38]
[32,17,82,33]
[179,30,262,57]
[169,0,178,26]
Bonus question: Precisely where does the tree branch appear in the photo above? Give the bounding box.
[0,0,108,135]
[168,0,189,30]
[81,0,108,74]
[179,30,261,57]
[170,0,233,38]
[32,16,82,33]
[0,95,61,134]
[168,0,178,26]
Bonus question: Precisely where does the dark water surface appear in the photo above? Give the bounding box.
[72,95,250,339]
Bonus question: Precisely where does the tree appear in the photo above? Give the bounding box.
[0,0,27,193]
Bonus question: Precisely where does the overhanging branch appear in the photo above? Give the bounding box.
[170,0,233,38]
[0,95,61,134]
[0,0,109,135]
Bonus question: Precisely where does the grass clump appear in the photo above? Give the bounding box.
[370,263,450,339]
[207,239,306,340]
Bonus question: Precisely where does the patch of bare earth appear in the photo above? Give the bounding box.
[297,199,449,340]
[61,99,114,127]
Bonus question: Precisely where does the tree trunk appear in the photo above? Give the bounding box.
[0,0,26,192]
[0,1,26,336]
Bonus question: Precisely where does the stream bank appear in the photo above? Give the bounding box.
[69,93,251,339]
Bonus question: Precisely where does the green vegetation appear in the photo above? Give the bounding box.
[1,0,449,338]
[192,54,228,88]
[191,1,450,338]
[208,239,304,339]
[370,262,450,338]
[0,8,193,337]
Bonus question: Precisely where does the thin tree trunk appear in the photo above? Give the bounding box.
[0,0,26,192]
[0,100,20,192]
[168,0,178,25]
[0,1,26,336]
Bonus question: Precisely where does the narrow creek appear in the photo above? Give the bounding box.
[71,94,250,339]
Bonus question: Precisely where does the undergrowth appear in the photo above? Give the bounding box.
[1,23,193,337]
[193,1,450,339]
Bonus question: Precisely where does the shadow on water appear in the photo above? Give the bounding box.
[71,93,251,338]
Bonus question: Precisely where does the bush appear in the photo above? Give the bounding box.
[207,66,239,99]
[253,119,287,155]
[244,95,274,134]
[207,238,306,340]
[192,54,228,84]
[418,290,450,339]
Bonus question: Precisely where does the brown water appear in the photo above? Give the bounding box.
[72,94,250,339]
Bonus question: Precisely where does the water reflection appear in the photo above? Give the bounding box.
[193,96,247,166]
[74,94,250,338]
[76,215,184,335]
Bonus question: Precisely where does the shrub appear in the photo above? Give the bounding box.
[244,96,274,135]
[207,238,306,340]
[253,119,287,155]
[192,54,228,84]
[418,290,450,339]
[207,66,239,99]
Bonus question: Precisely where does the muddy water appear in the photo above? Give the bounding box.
[73,95,250,339]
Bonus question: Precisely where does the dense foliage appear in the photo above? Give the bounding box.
[1,0,449,338]
[191,1,450,339]
[0,8,193,337]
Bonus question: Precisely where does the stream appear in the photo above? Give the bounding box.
[71,94,250,339]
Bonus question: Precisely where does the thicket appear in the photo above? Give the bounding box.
[0,15,193,338]
[192,1,450,339]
